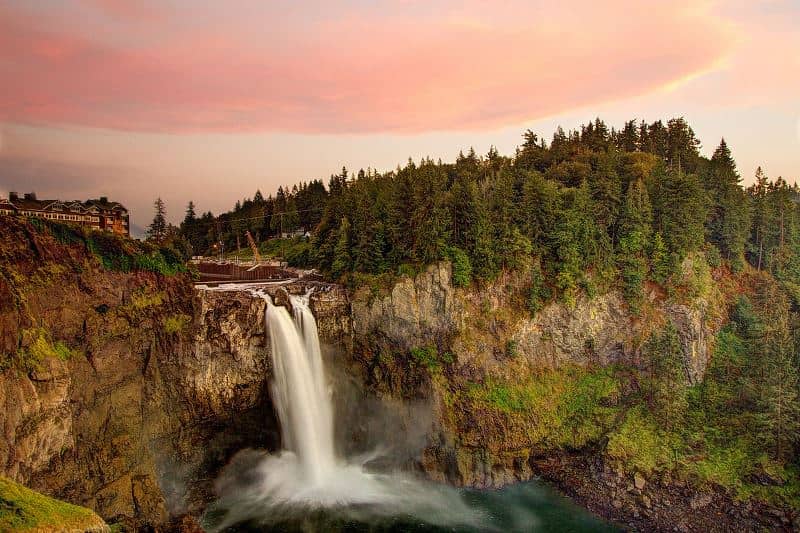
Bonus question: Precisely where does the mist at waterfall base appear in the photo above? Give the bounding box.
[202,290,615,532]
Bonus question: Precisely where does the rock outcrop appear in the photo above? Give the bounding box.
[347,262,724,490]
[0,219,351,528]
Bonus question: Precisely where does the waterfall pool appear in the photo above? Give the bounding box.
[202,477,617,532]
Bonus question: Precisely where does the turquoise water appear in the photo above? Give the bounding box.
[204,479,618,532]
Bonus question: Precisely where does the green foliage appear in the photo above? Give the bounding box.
[704,244,722,269]
[606,406,680,475]
[331,217,352,279]
[649,232,673,284]
[24,220,190,276]
[409,345,452,372]
[641,323,688,429]
[2,329,77,372]
[176,118,800,308]
[446,246,472,287]
[87,232,135,272]
[130,290,164,309]
[527,260,551,315]
[505,339,519,358]
[133,251,186,276]
[0,476,103,531]
[675,253,713,301]
[464,366,621,449]
[397,263,422,278]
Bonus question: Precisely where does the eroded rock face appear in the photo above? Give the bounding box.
[0,221,351,528]
[351,262,463,351]
[511,291,632,368]
[666,302,712,384]
[348,261,722,490]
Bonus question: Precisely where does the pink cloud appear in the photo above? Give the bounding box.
[0,1,737,133]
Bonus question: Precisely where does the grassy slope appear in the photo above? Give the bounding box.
[0,477,107,532]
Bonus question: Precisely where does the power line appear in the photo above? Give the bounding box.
[212,206,327,227]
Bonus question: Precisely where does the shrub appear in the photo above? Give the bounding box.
[133,252,186,276]
[606,406,679,475]
[397,263,421,278]
[704,244,722,269]
[527,261,551,316]
[2,329,76,372]
[446,246,472,288]
[409,345,451,372]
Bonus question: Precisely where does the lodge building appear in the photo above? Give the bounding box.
[0,192,130,236]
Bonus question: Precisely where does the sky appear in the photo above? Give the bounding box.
[0,0,798,232]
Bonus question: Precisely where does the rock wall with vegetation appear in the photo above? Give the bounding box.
[0,217,354,530]
[347,259,798,531]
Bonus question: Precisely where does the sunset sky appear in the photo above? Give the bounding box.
[0,0,798,233]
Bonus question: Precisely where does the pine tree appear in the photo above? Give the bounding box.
[617,119,639,152]
[465,187,497,281]
[706,139,750,268]
[617,179,653,312]
[180,201,198,252]
[184,201,196,224]
[651,166,708,258]
[755,319,800,460]
[745,283,800,460]
[649,232,672,284]
[747,167,771,269]
[147,197,167,244]
[331,217,352,279]
[553,181,604,306]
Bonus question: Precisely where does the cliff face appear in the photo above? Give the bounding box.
[348,261,724,488]
[0,219,351,529]
[1,219,766,531]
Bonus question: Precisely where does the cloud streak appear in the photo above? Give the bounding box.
[0,1,737,133]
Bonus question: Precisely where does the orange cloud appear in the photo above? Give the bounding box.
[0,1,736,133]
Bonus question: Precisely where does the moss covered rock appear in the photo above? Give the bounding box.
[0,477,108,532]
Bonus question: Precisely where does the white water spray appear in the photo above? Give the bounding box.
[206,288,489,531]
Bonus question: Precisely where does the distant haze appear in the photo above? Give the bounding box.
[0,0,798,225]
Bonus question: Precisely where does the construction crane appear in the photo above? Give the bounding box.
[245,231,262,263]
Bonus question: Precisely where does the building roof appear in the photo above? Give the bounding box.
[84,198,128,213]
[0,200,17,211]
[3,193,128,214]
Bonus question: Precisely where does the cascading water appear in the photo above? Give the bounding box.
[203,287,615,532]
[265,292,335,483]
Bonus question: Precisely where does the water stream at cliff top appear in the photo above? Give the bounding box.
[202,289,616,532]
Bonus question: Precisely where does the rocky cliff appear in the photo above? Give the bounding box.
[346,261,793,531]
[0,219,350,529]
[1,218,790,532]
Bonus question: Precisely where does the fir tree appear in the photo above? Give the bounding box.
[617,179,652,312]
[331,217,352,279]
[147,197,167,244]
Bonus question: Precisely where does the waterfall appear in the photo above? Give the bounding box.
[207,287,485,531]
[264,292,335,483]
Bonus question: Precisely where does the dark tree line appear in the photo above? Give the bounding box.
[179,180,327,256]
[178,117,800,312]
[173,117,800,471]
